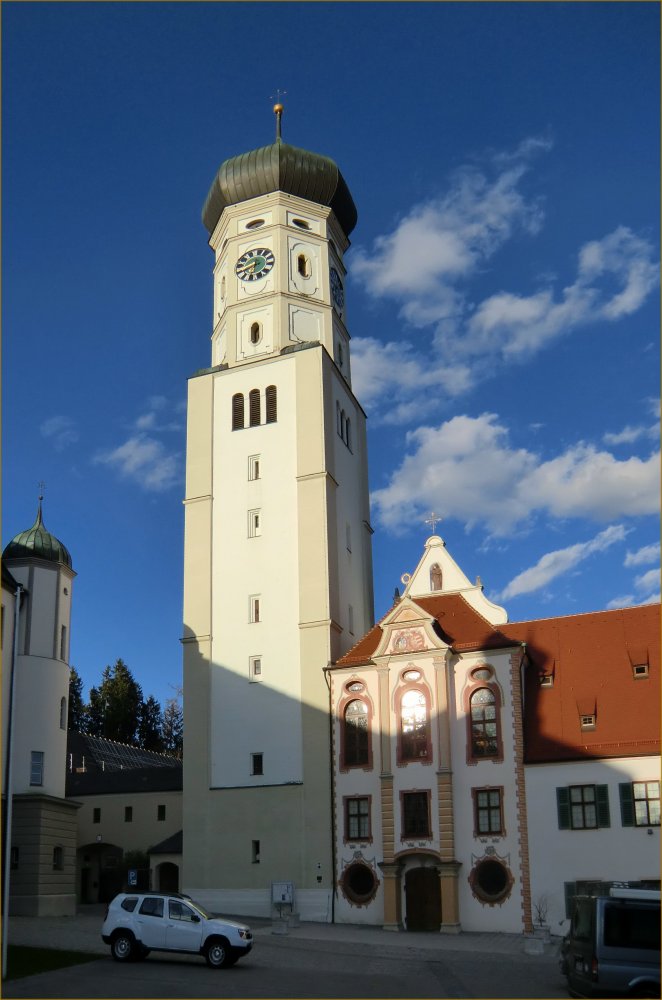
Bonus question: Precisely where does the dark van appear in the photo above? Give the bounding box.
[561,889,660,998]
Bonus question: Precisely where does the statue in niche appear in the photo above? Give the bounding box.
[430,563,443,591]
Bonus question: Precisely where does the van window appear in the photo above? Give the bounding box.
[604,903,660,950]
[571,900,592,942]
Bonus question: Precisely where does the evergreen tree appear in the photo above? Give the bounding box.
[68,666,87,732]
[98,659,144,744]
[162,697,183,758]
[138,695,164,752]
[86,684,106,737]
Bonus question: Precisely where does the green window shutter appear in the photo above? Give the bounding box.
[557,786,571,829]
[619,782,634,827]
[596,785,610,828]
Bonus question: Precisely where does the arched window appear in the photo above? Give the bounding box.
[249,389,261,427]
[232,393,244,431]
[430,563,443,591]
[265,385,277,424]
[297,254,311,278]
[470,688,499,758]
[399,688,431,763]
[343,700,369,767]
[250,322,261,345]
[60,697,67,730]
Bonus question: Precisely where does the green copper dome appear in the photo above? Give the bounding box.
[3,501,72,568]
[202,140,358,239]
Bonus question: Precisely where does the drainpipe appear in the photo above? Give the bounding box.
[2,584,22,980]
[323,664,336,924]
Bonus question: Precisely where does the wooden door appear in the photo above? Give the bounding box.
[405,867,441,931]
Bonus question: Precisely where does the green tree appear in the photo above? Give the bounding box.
[96,660,144,744]
[138,695,164,752]
[86,685,105,736]
[68,666,87,732]
[162,697,183,758]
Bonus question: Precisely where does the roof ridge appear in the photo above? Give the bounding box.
[509,602,661,627]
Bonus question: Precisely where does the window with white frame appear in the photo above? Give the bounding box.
[248,455,261,480]
[345,797,371,841]
[249,595,261,623]
[249,656,263,682]
[620,781,660,827]
[557,784,611,829]
[30,751,44,786]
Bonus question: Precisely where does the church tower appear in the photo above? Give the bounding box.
[182,107,374,919]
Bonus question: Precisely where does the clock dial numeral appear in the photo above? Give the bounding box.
[236,248,275,282]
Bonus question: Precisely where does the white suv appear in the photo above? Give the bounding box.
[101,892,253,968]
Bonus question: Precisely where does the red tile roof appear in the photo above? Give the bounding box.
[503,604,660,763]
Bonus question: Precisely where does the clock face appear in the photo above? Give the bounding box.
[235,248,275,282]
[330,267,344,309]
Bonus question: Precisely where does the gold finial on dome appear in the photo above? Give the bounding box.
[271,90,286,141]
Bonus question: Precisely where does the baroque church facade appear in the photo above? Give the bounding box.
[181,112,659,933]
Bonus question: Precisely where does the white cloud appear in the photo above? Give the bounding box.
[603,425,652,446]
[624,543,660,567]
[500,525,628,600]
[634,568,660,593]
[606,591,660,610]
[133,396,184,433]
[351,138,658,424]
[40,415,79,451]
[371,413,660,534]
[94,435,180,492]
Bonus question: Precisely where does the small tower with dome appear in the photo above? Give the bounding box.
[2,493,79,915]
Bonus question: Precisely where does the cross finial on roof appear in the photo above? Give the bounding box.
[270,90,287,141]
[424,511,442,534]
[37,480,46,501]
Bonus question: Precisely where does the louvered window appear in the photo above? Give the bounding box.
[265,385,277,424]
[249,389,261,427]
[232,393,244,431]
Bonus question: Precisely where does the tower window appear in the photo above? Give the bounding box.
[297,254,311,278]
[251,753,263,776]
[60,625,67,661]
[265,385,277,424]
[252,840,261,863]
[249,656,263,682]
[337,342,344,368]
[60,697,67,730]
[250,595,261,623]
[30,751,44,787]
[249,389,261,426]
[232,393,245,431]
[248,455,261,480]
[248,509,261,537]
[246,219,265,230]
[220,276,226,301]
[292,218,310,230]
[157,804,166,821]
[52,846,64,871]
[250,322,261,345]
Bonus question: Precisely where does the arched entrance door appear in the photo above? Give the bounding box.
[405,867,441,931]
[156,862,179,892]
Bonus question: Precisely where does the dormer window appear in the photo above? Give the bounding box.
[580,714,596,730]
[633,663,649,679]
[540,675,554,688]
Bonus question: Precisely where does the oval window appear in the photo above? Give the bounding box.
[347,682,364,693]
[292,218,310,230]
[469,858,513,905]
[341,862,379,906]
[246,219,265,230]
[403,669,421,682]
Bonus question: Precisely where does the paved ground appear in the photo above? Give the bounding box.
[4,905,568,999]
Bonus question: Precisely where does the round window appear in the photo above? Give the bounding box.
[469,858,513,905]
[341,863,379,906]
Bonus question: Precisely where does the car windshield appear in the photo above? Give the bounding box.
[186,898,213,919]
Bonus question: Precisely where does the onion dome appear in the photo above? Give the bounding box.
[202,139,357,239]
[3,500,72,568]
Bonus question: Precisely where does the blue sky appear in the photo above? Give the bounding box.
[3,2,659,709]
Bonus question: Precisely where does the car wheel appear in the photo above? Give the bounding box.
[111,931,136,962]
[205,937,232,969]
